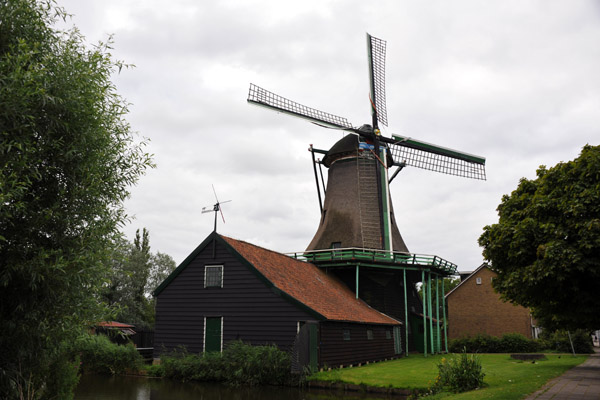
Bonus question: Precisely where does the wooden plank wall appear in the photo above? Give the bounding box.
[154,240,314,357]
[319,321,396,368]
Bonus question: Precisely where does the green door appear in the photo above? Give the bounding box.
[205,317,222,352]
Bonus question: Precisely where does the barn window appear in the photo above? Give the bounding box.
[367,329,374,340]
[476,277,482,285]
[343,329,351,341]
[205,265,223,288]
[386,330,392,340]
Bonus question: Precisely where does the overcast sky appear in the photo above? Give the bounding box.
[57,0,600,271]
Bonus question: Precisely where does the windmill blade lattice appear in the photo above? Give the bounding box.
[367,34,388,127]
[248,84,353,130]
[388,135,486,180]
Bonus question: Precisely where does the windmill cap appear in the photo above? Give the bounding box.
[322,133,393,167]
[322,134,361,167]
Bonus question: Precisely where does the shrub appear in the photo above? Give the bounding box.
[436,348,485,393]
[160,341,292,386]
[72,334,143,375]
[540,330,593,354]
[499,333,539,353]
[44,345,81,400]
[449,333,539,353]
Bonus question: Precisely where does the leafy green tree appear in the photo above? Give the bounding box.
[0,1,153,398]
[479,145,600,331]
[103,229,176,329]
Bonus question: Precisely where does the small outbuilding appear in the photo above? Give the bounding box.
[153,232,402,369]
[445,264,537,339]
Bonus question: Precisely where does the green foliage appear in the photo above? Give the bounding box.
[449,333,540,353]
[0,0,152,397]
[103,229,176,329]
[160,341,292,386]
[479,145,600,330]
[44,348,80,400]
[539,330,594,354]
[435,349,485,393]
[72,334,143,375]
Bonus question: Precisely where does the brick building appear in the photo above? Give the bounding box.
[445,264,536,339]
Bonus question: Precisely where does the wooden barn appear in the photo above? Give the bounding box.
[153,232,402,369]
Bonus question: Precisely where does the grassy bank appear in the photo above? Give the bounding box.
[309,353,587,399]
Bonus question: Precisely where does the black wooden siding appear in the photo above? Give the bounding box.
[319,321,396,367]
[154,240,315,357]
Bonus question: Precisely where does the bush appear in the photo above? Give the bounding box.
[44,345,81,400]
[499,333,539,353]
[436,348,485,393]
[540,330,593,354]
[449,333,539,353]
[72,334,143,375]
[160,341,292,386]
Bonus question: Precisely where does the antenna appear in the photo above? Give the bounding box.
[201,185,232,232]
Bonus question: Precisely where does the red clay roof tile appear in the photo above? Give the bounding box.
[222,235,400,326]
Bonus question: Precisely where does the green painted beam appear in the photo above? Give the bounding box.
[428,272,434,354]
[403,269,409,356]
[422,270,427,357]
[436,275,441,353]
[392,134,486,165]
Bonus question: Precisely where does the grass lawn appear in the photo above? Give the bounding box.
[309,353,587,399]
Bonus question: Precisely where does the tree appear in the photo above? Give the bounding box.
[103,229,176,329]
[0,1,153,398]
[479,145,600,331]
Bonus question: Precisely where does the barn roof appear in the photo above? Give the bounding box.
[154,232,400,326]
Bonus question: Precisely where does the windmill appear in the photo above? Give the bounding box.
[201,185,231,232]
[247,33,486,355]
[248,34,485,254]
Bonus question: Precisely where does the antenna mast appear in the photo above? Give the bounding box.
[201,185,231,232]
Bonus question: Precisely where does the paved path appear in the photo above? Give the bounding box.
[526,348,600,399]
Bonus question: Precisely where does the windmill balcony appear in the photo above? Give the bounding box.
[287,248,458,276]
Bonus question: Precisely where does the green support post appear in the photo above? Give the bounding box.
[355,265,359,299]
[436,275,441,353]
[442,277,448,353]
[403,269,409,356]
[422,269,427,357]
[380,149,393,252]
[428,272,434,354]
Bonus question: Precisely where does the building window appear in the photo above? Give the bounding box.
[476,277,482,285]
[343,329,351,341]
[205,265,223,288]
[386,330,392,340]
[367,329,374,340]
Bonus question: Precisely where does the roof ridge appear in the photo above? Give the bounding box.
[221,234,304,263]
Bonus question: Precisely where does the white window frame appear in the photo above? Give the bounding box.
[476,277,482,285]
[204,265,223,288]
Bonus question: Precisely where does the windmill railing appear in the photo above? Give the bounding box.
[287,247,458,275]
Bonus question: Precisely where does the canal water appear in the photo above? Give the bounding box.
[74,374,391,400]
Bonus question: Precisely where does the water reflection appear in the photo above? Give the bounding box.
[74,374,394,400]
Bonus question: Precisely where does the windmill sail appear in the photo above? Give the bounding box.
[388,135,486,180]
[367,34,388,128]
[248,84,352,130]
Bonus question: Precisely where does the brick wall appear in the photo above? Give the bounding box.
[447,266,533,339]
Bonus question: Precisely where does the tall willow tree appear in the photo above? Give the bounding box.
[0,1,153,398]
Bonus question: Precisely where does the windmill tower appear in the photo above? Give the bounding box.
[247,34,486,355]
